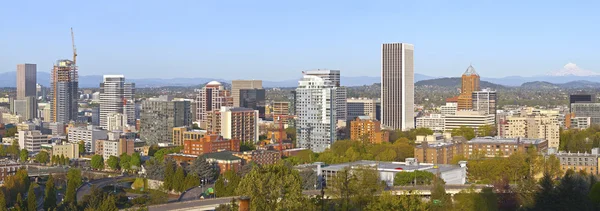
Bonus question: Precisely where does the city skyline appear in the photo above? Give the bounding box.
[2,1,600,80]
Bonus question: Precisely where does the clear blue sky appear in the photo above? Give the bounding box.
[1,0,599,80]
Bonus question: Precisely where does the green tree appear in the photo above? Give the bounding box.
[0,190,7,211]
[173,166,186,192]
[451,126,476,140]
[19,149,28,163]
[119,153,132,171]
[0,144,7,156]
[27,184,36,211]
[215,170,241,197]
[544,154,563,179]
[5,127,17,137]
[44,174,57,211]
[8,140,20,159]
[453,187,497,211]
[91,154,104,170]
[187,156,217,182]
[163,159,176,190]
[477,124,496,137]
[328,168,357,211]
[59,154,66,165]
[353,166,384,210]
[99,195,119,211]
[184,172,201,190]
[64,168,82,204]
[393,170,435,186]
[236,163,306,211]
[131,152,141,168]
[240,142,256,152]
[365,191,429,211]
[107,155,119,170]
[430,177,451,211]
[15,193,24,211]
[299,169,317,190]
[35,151,50,164]
[78,140,85,155]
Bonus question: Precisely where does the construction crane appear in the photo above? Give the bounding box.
[274,115,294,154]
[71,27,77,64]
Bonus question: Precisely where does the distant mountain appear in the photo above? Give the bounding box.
[520,81,559,89]
[415,77,506,90]
[417,78,600,90]
[547,63,600,76]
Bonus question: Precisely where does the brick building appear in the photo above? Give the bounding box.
[349,116,389,144]
[183,134,240,155]
[233,150,281,165]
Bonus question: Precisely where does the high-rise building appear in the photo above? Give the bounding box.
[296,74,337,152]
[346,98,378,120]
[571,103,600,125]
[349,116,389,144]
[472,89,497,116]
[140,98,192,145]
[67,125,107,153]
[457,65,480,110]
[500,114,560,149]
[99,75,135,129]
[272,102,290,116]
[304,70,347,121]
[238,89,266,118]
[50,60,78,123]
[16,64,38,120]
[231,80,262,107]
[196,81,232,127]
[219,107,259,143]
[381,43,414,130]
[12,97,37,121]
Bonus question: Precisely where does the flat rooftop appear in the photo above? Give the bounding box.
[320,160,462,174]
[468,137,545,145]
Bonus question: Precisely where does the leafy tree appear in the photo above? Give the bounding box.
[80,185,104,210]
[131,152,141,168]
[0,145,6,157]
[299,169,317,190]
[393,170,435,186]
[192,123,201,129]
[451,126,476,140]
[35,151,50,164]
[78,140,85,155]
[119,153,132,171]
[15,193,24,211]
[99,195,119,211]
[163,159,176,190]
[215,170,241,197]
[44,174,57,211]
[365,191,428,211]
[5,127,17,137]
[27,184,36,211]
[0,190,7,211]
[8,140,20,159]
[477,124,497,137]
[236,163,306,211]
[184,172,201,191]
[19,149,28,163]
[532,174,557,210]
[173,166,186,192]
[544,154,563,179]
[90,155,104,170]
[144,158,165,180]
[64,168,82,204]
[327,166,384,210]
[589,182,600,209]
[107,155,119,170]
[147,145,160,157]
[453,187,497,211]
[59,154,66,165]
[430,177,451,211]
[240,142,256,152]
[187,156,217,182]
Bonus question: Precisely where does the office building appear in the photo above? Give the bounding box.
[440,102,458,116]
[570,116,591,129]
[296,74,337,152]
[12,97,37,121]
[500,114,560,149]
[381,43,414,130]
[349,116,389,144]
[183,134,240,155]
[569,94,594,112]
[18,130,50,153]
[472,89,497,116]
[238,88,266,118]
[196,81,233,127]
[571,103,600,125]
[218,107,259,143]
[416,114,445,132]
[106,112,126,131]
[52,142,80,159]
[16,64,37,120]
[231,80,262,107]
[305,70,347,121]
[172,127,205,146]
[444,110,495,132]
[99,75,135,129]
[346,98,378,120]
[67,125,108,153]
[50,60,78,123]
[140,99,192,145]
[456,65,480,110]
[49,122,65,136]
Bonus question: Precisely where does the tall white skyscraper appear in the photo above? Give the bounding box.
[295,74,337,152]
[381,43,414,130]
[304,69,347,121]
[99,75,135,129]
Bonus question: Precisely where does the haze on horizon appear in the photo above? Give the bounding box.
[1,1,599,80]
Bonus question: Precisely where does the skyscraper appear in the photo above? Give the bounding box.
[99,75,135,129]
[457,65,480,110]
[381,43,414,130]
[140,98,192,145]
[196,81,232,128]
[231,80,262,107]
[15,64,38,120]
[238,89,266,118]
[472,89,497,116]
[304,70,347,121]
[50,60,78,123]
[296,74,337,152]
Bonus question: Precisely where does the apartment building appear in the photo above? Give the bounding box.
[500,114,560,149]
[349,116,389,144]
[52,142,80,159]
[183,134,240,155]
[233,150,281,165]
[67,125,108,153]
[553,148,600,175]
[18,130,50,153]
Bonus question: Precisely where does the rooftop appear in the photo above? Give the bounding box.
[463,65,478,76]
[320,160,463,174]
[203,151,242,161]
[468,137,546,145]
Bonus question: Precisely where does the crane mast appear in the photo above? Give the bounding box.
[71,27,77,65]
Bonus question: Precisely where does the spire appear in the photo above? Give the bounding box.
[463,64,478,76]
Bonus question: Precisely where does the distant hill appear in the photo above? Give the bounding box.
[417,78,600,90]
[415,77,506,90]
[520,81,559,89]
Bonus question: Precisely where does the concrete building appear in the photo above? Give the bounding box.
[569,94,594,112]
[349,116,389,144]
[140,99,192,145]
[106,112,127,131]
[346,98,378,120]
[196,81,233,127]
[571,102,600,125]
[457,65,480,110]
[440,103,458,116]
[219,107,259,143]
[67,125,108,153]
[183,134,240,155]
[99,75,135,129]
[0,161,20,182]
[233,150,281,166]
[272,101,290,116]
[500,114,560,149]
[472,89,497,116]
[304,70,347,121]
[231,80,262,107]
[172,127,205,146]
[553,148,600,175]
[296,74,337,152]
[0,113,23,124]
[444,110,495,132]
[49,122,65,136]
[416,114,445,132]
[319,159,467,186]
[18,130,50,153]
[50,60,78,123]
[100,138,135,160]
[570,116,591,129]
[52,142,79,159]
[381,43,414,130]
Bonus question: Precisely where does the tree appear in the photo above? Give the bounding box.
[173,166,186,192]
[451,126,476,140]
[365,191,428,211]
[215,170,241,197]
[589,182,600,209]
[545,154,563,179]
[236,163,306,211]
[240,142,256,152]
[99,195,119,211]
[187,156,217,182]
[393,170,435,186]
[352,166,384,210]
[163,159,176,190]
[8,140,20,159]
[430,177,451,211]
[5,127,17,137]
[78,140,85,155]
[477,124,496,137]
[35,151,50,164]
[65,168,82,204]
[147,145,160,157]
[532,174,557,210]
[44,175,57,211]
[184,172,201,191]
[453,187,497,211]
[19,149,28,163]
[27,184,36,211]
[299,169,317,190]
[119,153,132,171]
[59,154,66,165]
[15,193,24,211]
[131,152,141,168]
[144,158,165,180]
[0,190,7,211]
[107,155,119,170]
[91,155,104,170]
[0,144,7,156]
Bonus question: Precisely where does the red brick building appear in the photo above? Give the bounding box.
[183,134,240,155]
[233,150,281,165]
[203,151,242,174]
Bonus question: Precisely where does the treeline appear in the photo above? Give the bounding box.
[560,125,600,153]
[144,156,217,193]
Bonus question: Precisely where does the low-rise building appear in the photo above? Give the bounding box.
[552,148,600,175]
[203,151,242,174]
[349,116,389,144]
[416,114,445,132]
[18,130,50,153]
[183,134,240,155]
[52,142,80,159]
[570,116,591,130]
[0,160,21,182]
[444,110,495,132]
[68,125,107,153]
[233,150,280,165]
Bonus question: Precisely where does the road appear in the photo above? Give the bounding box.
[148,197,235,211]
[76,176,131,202]
[179,184,214,202]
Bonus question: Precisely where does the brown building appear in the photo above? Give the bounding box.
[272,102,290,116]
[95,140,105,156]
[165,153,198,164]
[414,137,547,164]
[196,81,233,128]
[554,148,600,175]
[203,151,243,174]
[172,127,205,146]
[206,110,222,135]
[456,65,480,110]
[233,150,281,165]
[349,116,389,144]
[183,134,240,155]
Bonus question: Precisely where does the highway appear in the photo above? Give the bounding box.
[76,176,131,202]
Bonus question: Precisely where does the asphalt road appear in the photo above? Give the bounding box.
[179,184,215,202]
[148,197,235,211]
[76,176,130,202]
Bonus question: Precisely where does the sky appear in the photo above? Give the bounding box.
[1,0,599,81]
